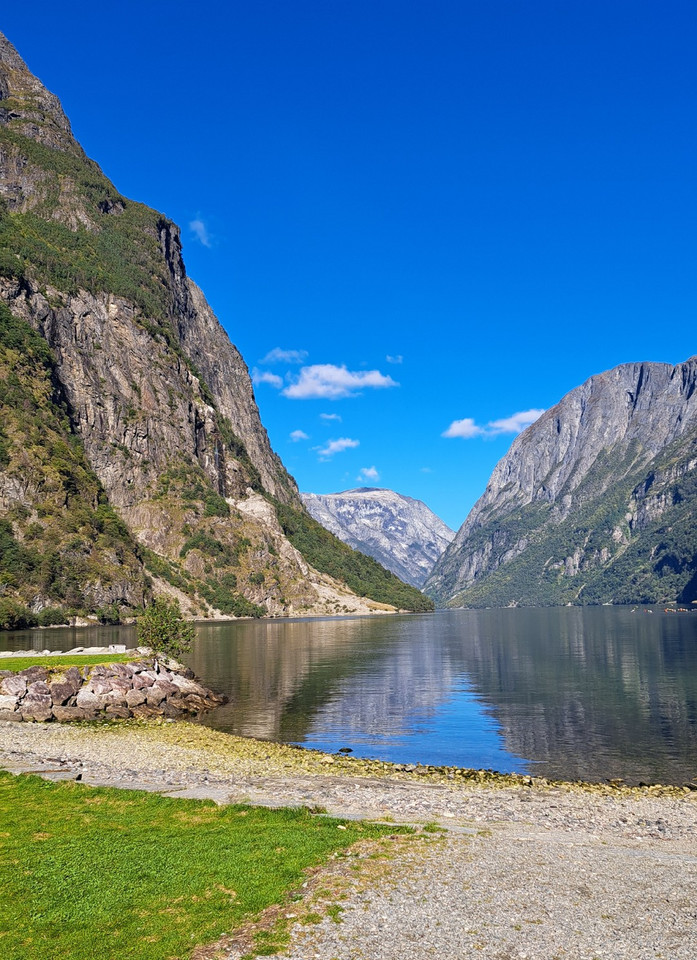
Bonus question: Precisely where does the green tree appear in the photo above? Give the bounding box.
[136,597,195,660]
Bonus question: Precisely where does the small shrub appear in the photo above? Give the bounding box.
[0,598,38,630]
[37,607,70,627]
[136,596,195,659]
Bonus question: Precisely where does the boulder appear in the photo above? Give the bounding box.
[0,675,27,697]
[0,709,22,721]
[20,696,53,721]
[0,694,19,711]
[105,705,131,719]
[75,688,100,710]
[130,704,162,718]
[125,688,146,708]
[19,666,49,684]
[132,673,154,690]
[169,674,209,698]
[49,680,78,705]
[53,705,91,722]
[108,662,134,679]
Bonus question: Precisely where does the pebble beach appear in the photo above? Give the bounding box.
[1,719,696,959]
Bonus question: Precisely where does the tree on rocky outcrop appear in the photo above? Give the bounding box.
[136,597,195,660]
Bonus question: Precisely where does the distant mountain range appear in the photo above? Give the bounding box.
[302,488,454,587]
[426,358,697,607]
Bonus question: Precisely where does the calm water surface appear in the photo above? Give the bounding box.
[4,607,697,785]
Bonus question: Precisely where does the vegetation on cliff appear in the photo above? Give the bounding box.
[0,301,147,620]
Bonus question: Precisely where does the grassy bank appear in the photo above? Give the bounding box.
[0,770,403,960]
[0,653,134,673]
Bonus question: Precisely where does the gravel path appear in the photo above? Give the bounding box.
[1,719,696,959]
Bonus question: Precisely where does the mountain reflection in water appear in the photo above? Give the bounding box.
[3,608,696,784]
[189,607,697,785]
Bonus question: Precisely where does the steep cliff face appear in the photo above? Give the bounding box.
[426,359,697,607]
[302,488,454,587]
[0,32,430,620]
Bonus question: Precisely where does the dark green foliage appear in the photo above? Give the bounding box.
[197,581,265,618]
[179,530,250,567]
[96,604,122,625]
[142,548,192,593]
[0,299,52,363]
[142,549,264,619]
[136,596,195,659]
[0,128,172,322]
[203,489,230,517]
[274,500,435,612]
[0,598,38,630]
[36,607,70,627]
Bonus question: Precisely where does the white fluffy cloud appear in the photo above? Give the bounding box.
[189,218,212,248]
[261,348,308,365]
[443,409,545,439]
[252,368,283,388]
[357,466,379,481]
[442,417,484,439]
[283,364,398,399]
[386,354,403,364]
[487,409,546,434]
[320,412,342,422]
[289,429,309,442]
[317,437,360,460]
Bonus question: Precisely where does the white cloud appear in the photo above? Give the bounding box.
[189,218,212,248]
[316,437,360,460]
[386,354,403,364]
[442,418,485,439]
[443,408,545,440]
[261,347,308,365]
[320,412,342,422]
[289,429,309,442]
[252,368,283,389]
[487,409,546,434]
[283,364,399,399]
[357,466,379,481]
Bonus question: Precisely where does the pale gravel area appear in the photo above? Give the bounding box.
[1,720,696,959]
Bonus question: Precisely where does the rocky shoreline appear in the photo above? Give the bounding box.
[0,720,696,959]
[0,648,225,723]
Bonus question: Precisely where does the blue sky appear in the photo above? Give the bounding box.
[3,2,696,530]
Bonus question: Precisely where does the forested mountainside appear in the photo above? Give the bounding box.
[426,358,697,607]
[0,32,431,626]
[302,488,454,587]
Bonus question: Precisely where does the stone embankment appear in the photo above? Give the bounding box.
[0,647,225,722]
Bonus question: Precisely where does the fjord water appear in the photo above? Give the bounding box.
[5,608,697,785]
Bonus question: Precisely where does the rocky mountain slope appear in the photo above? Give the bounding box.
[302,488,454,587]
[426,358,697,607]
[0,32,432,624]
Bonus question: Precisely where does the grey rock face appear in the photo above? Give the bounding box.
[302,488,455,587]
[426,358,697,607]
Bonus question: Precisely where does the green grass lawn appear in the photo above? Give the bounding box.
[0,653,135,673]
[0,771,400,960]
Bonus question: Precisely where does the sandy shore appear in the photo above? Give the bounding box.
[1,719,696,959]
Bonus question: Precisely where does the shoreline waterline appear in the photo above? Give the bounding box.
[0,717,693,798]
